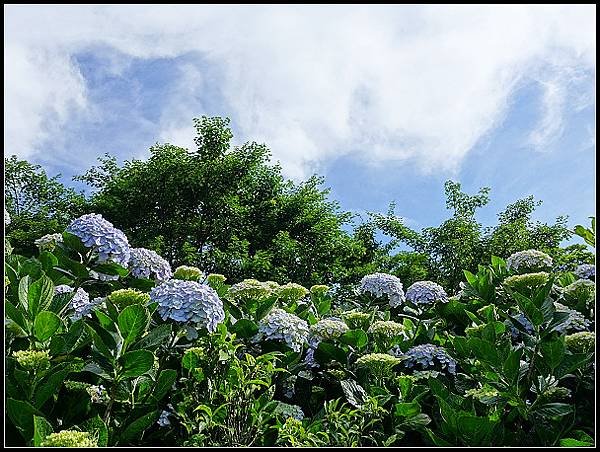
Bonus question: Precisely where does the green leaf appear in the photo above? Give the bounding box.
[340,379,368,408]
[118,304,149,347]
[119,350,154,378]
[95,310,116,331]
[52,319,86,355]
[559,438,594,447]
[33,363,73,408]
[512,292,544,326]
[28,275,54,317]
[5,301,29,333]
[395,402,420,418]
[85,324,113,358]
[18,275,30,312]
[317,299,332,316]
[468,337,499,366]
[503,348,523,383]
[132,324,172,350]
[541,337,565,371]
[230,318,259,338]
[81,415,108,447]
[34,311,62,342]
[150,369,177,403]
[463,270,478,287]
[61,232,87,254]
[533,402,573,418]
[94,262,129,277]
[7,398,43,440]
[255,296,277,321]
[33,415,53,446]
[119,410,160,443]
[38,251,59,272]
[314,342,347,365]
[339,329,368,349]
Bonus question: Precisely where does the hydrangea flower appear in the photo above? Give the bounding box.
[206,273,227,286]
[86,384,107,403]
[368,320,405,338]
[465,385,500,404]
[255,308,309,352]
[12,349,50,371]
[405,281,448,307]
[506,249,553,274]
[150,280,225,333]
[157,410,172,427]
[565,332,595,354]
[502,272,550,294]
[54,285,102,321]
[552,303,591,333]
[355,353,402,379]
[66,213,130,266]
[561,279,595,307]
[310,285,330,297]
[574,264,595,280]
[341,310,372,330]
[392,344,457,375]
[55,284,75,295]
[40,430,97,447]
[34,233,63,251]
[228,279,273,301]
[310,318,349,340]
[506,313,534,338]
[359,273,405,308]
[173,265,204,281]
[276,283,309,302]
[274,402,305,421]
[281,375,298,399]
[129,247,172,281]
[107,288,151,309]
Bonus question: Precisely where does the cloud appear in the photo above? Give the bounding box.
[3,4,596,179]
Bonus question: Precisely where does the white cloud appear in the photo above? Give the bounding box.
[3,4,596,179]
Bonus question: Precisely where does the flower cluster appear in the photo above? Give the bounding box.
[502,272,549,294]
[274,402,305,421]
[506,249,553,274]
[310,319,349,340]
[341,310,372,330]
[149,280,225,333]
[12,349,51,371]
[574,264,595,280]
[277,283,309,302]
[561,279,595,306]
[129,248,172,281]
[107,288,151,309]
[255,308,309,352]
[310,285,329,297]
[66,213,130,266]
[34,233,63,251]
[40,430,98,447]
[553,303,591,333]
[86,384,107,403]
[359,273,405,308]
[206,273,227,286]
[565,332,595,354]
[392,344,457,375]
[465,385,500,404]
[405,281,448,307]
[173,265,204,282]
[157,410,172,427]
[72,296,104,322]
[355,353,402,378]
[228,279,273,301]
[368,320,405,338]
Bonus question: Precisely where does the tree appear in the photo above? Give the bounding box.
[77,116,358,286]
[4,155,87,255]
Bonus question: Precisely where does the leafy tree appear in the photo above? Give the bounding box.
[76,117,358,286]
[4,155,87,255]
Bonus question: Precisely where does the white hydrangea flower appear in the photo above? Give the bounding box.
[228,279,273,301]
[359,273,405,308]
[368,320,405,337]
[255,308,309,352]
[150,280,225,333]
[506,249,553,274]
[34,233,63,251]
[405,281,448,307]
[310,318,349,341]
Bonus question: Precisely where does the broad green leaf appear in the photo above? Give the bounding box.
[81,415,108,447]
[314,342,347,365]
[33,415,53,446]
[541,337,565,370]
[5,301,29,333]
[339,329,368,349]
[38,251,58,273]
[34,311,62,342]
[119,350,154,378]
[33,363,73,407]
[7,398,43,440]
[340,379,368,408]
[119,410,160,443]
[132,324,172,350]
[395,402,420,418]
[18,275,30,312]
[94,262,129,277]
[118,304,149,347]
[230,318,259,339]
[149,369,177,403]
[28,275,54,317]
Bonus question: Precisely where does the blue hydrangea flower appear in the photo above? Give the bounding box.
[405,281,449,307]
[552,302,591,333]
[71,293,103,321]
[273,402,304,421]
[55,284,75,295]
[359,273,405,308]
[129,247,173,281]
[66,213,130,266]
[575,264,595,280]
[157,410,172,427]
[392,344,456,375]
[149,280,225,332]
[255,308,309,352]
[506,249,553,274]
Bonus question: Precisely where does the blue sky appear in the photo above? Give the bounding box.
[4,5,596,243]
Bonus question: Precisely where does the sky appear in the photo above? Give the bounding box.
[3,4,596,240]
